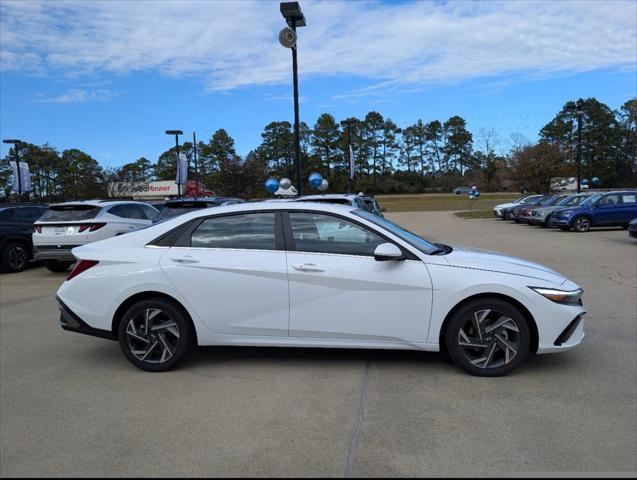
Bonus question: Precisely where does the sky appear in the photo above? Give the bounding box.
[1,0,636,168]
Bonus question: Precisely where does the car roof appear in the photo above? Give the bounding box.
[49,200,148,208]
[166,197,242,204]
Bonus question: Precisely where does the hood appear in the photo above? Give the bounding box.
[446,245,567,285]
[494,202,517,210]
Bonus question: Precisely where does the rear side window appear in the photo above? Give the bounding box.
[139,204,159,220]
[191,213,276,250]
[16,207,46,221]
[288,212,384,256]
[621,194,636,204]
[39,205,99,222]
[109,204,145,219]
[0,208,15,221]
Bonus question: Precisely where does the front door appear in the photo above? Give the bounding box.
[160,212,290,336]
[285,212,432,342]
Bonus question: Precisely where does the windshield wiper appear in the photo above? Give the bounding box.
[431,243,453,255]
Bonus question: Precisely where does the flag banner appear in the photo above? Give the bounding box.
[9,161,31,193]
[19,161,31,193]
[176,153,188,185]
[349,145,355,180]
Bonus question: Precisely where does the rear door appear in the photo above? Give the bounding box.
[160,211,290,336]
[619,193,637,224]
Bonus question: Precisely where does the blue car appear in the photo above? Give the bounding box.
[549,191,637,232]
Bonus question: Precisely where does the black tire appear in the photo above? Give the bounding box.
[445,298,530,377]
[572,215,591,233]
[44,260,73,272]
[118,298,194,372]
[1,241,30,273]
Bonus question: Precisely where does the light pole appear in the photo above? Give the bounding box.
[279,2,306,196]
[575,109,584,193]
[3,139,23,203]
[340,120,354,193]
[165,130,183,197]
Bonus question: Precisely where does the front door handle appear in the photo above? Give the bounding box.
[171,257,200,264]
[292,263,324,272]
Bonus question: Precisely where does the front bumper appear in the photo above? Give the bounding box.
[34,245,79,262]
[538,312,586,353]
[548,217,572,228]
[57,296,116,340]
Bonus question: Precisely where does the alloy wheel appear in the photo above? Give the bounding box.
[573,216,591,232]
[125,308,181,364]
[456,309,521,370]
[7,244,27,271]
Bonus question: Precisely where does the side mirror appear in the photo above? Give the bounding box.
[373,243,404,261]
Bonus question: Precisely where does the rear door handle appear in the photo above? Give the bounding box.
[171,257,200,264]
[292,263,324,272]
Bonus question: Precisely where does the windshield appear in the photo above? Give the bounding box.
[353,209,437,255]
[513,195,529,202]
[542,196,562,206]
[521,196,540,204]
[580,193,604,207]
[555,195,575,206]
[39,205,99,222]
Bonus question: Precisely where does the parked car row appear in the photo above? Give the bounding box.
[0,193,386,274]
[493,191,637,234]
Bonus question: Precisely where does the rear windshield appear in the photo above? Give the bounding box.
[156,202,221,220]
[39,205,100,222]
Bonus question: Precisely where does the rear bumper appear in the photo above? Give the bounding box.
[34,246,79,262]
[57,296,116,341]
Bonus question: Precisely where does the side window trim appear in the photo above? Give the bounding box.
[282,209,418,260]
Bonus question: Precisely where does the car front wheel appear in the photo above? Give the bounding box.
[118,298,193,372]
[572,216,591,232]
[445,298,530,377]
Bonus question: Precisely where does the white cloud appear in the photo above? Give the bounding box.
[31,89,116,104]
[1,0,635,95]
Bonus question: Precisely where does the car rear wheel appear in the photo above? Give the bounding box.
[118,298,193,372]
[572,216,591,232]
[445,298,530,377]
[44,260,73,272]
[1,242,29,273]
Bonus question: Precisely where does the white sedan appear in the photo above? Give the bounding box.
[56,203,586,376]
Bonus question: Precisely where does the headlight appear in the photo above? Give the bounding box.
[530,287,583,304]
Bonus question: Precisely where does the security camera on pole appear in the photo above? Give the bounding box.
[279,2,306,196]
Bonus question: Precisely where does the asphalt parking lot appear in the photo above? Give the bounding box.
[1,211,636,477]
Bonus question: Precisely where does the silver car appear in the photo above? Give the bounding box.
[529,193,591,227]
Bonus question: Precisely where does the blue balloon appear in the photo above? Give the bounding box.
[591,177,599,185]
[265,177,280,193]
[581,179,589,185]
[309,172,323,188]
[474,191,480,198]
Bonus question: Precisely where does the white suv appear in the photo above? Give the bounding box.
[33,200,158,272]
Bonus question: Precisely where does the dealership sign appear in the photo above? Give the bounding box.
[108,180,180,198]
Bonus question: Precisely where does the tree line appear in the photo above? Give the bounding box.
[1,97,635,201]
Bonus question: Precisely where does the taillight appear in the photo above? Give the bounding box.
[66,260,99,281]
[78,223,106,233]
[33,225,42,233]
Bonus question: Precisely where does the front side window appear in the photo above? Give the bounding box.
[140,204,159,220]
[0,208,15,221]
[191,212,276,250]
[598,194,620,206]
[289,212,384,256]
